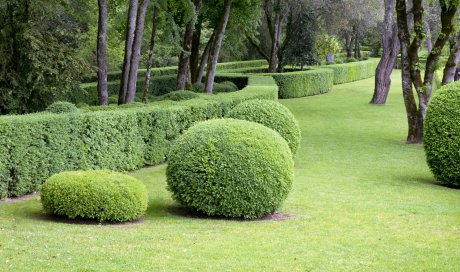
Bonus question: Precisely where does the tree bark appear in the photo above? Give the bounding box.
[142,7,160,103]
[346,33,353,58]
[205,0,232,94]
[177,0,202,90]
[190,17,203,84]
[119,0,138,105]
[442,33,460,85]
[196,34,214,83]
[268,1,282,73]
[370,0,399,105]
[354,31,361,59]
[125,0,149,103]
[97,0,108,106]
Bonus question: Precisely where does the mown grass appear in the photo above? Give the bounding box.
[1,71,459,271]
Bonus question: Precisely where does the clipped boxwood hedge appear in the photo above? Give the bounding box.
[41,170,148,222]
[166,119,294,219]
[227,99,301,154]
[424,81,460,186]
[319,58,380,84]
[0,75,278,198]
[46,101,79,114]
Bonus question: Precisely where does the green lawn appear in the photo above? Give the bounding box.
[1,72,459,271]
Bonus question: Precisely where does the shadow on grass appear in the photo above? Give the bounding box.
[398,175,460,190]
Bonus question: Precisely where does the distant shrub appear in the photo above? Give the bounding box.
[167,119,294,219]
[227,99,301,155]
[270,69,334,98]
[346,58,358,63]
[191,82,205,93]
[76,103,89,109]
[424,82,460,186]
[41,170,149,222]
[46,101,78,114]
[158,91,200,101]
[108,96,118,104]
[213,82,238,93]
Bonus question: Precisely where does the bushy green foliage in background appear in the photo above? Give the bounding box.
[0,75,278,198]
[157,91,200,101]
[166,119,294,219]
[316,34,341,64]
[46,101,79,114]
[227,99,301,154]
[424,82,460,186]
[321,58,380,84]
[41,170,148,222]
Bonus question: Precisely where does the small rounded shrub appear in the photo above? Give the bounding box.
[226,99,301,154]
[167,119,294,219]
[424,82,460,186]
[160,90,199,101]
[41,170,149,222]
[191,82,205,93]
[213,82,238,93]
[46,101,79,114]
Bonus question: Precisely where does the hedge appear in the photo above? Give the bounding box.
[0,75,278,198]
[319,58,380,84]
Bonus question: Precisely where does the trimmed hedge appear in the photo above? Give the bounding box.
[271,69,334,98]
[320,58,380,84]
[41,170,148,222]
[46,101,79,114]
[424,81,460,186]
[227,99,301,154]
[166,119,294,219]
[0,75,278,198]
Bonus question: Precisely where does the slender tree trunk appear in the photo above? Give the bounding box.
[196,34,214,83]
[354,32,361,59]
[119,0,138,105]
[442,34,460,85]
[425,22,433,53]
[346,33,353,58]
[205,0,232,94]
[190,18,202,84]
[142,7,160,103]
[125,0,149,103]
[177,0,202,90]
[370,0,399,105]
[268,12,281,73]
[97,0,108,106]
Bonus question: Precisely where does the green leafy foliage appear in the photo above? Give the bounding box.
[46,101,79,114]
[41,170,148,222]
[0,75,278,198]
[157,91,200,101]
[270,69,334,99]
[316,34,341,63]
[321,58,380,84]
[166,119,294,219]
[424,81,460,186]
[227,99,301,154]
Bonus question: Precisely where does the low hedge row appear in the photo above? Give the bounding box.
[320,58,380,84]
[0,75,277,198]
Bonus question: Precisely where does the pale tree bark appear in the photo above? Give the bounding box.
[345,33,353,58]
[125,0,149,103]
[267,0,282,73]
[97,0,108,105]
[205,0,233,94]
[370,0,399,105]
[442,33,460,85]
[142,7,160,103]
[196,34,214,84]
[119,0,138,104]
[177,0,202,90]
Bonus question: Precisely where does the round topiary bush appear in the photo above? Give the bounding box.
[46,101,79,114]
[167,118,294,219]
[41,170,149,222]
[424,82,460,186]
[226,99,301,155]
[160,90,200,101]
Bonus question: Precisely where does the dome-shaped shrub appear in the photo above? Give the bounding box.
[41,170,149,222]
[424,82,460,186]
[46,101,79,114]
[226,99,301,154]
[167,119,294,219]
[160,90,200,101]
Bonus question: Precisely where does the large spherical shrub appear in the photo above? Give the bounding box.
[226,99,301,154]
[424,82,460,186]
[166,119,294,219]
[41,170,149,222]
[46,101,79,114]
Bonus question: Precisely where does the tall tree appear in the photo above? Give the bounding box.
[97,0,109,105]
[396,0,458,143]
[142,5,161,102]
[442,32,460,84]
[370,0,400,104]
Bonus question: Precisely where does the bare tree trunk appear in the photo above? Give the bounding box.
[268,11,282,73]
[354,31,361,59]
[196,34,214,83]
[142,7,160,103]
[370,0,399,105]
[97,0,108,106]
[205,0,232,94]
[346,33,353,58]
[177,0,202,90]
[125,0,149,103]
[190,17,202,84]
[119,0,138,105]
[442,34,460,85]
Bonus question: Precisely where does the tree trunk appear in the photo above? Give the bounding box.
[268,12,281,73]
[205,0,232,94]
[125,0,149,103]
[196,34,214,83]
[354,32,361,59]
[442,34,460,85]
[370,0,399,105]
[346,33,353,58]
[97,0,108,106]
[142,7,160,103]
[177,0,202,90]
[190,18,202,84]
[119,0,138,105]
